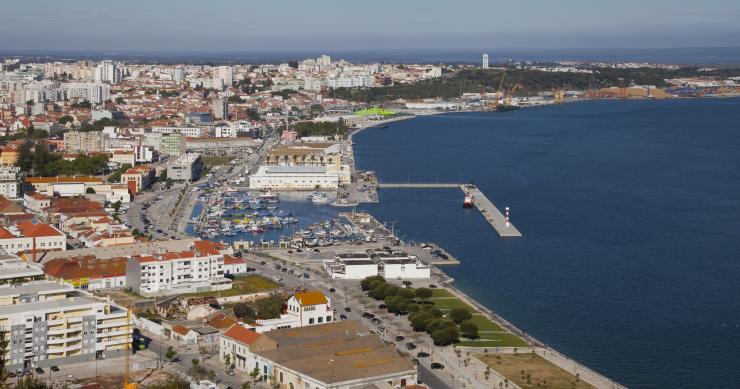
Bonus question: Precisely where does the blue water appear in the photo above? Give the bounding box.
[354,99,740,389]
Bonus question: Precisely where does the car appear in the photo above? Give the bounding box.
[313,248,320,252]
[378,304,387,309]
[329,288,336,293]
[417,351,430,358]
[288,269,294,274]
[287,250,293,254]
[260,261,266,265]
[50,366,59,372]
[362,312,375,319]
[281,268,288,273]
[296,248,303,252]
[429,284,438,288]
[395,335,405,342]
[35,367,44,374]
[344,307,351,312]
[405,342,417,350]
[371,318,382,324]
[275,265,281,270]
[339,314,347,320]
[431,362,444,370]
[411,358,419,365]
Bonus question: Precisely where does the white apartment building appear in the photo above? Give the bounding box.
[0,255,131,370]
[249,166,339,190]
[0,222,66,255]
[125,249,232,297]
[94,61,121,84]
[167,153,204,182]
[151,126,205,138]
[0,166,21,199]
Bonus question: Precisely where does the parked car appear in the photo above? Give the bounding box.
[344,307,351,312]
[362,312,375,319]
[431,362,444,370]
[417,351,430,358]
[405,342,417,350]
[339,314,347,320]
[429,284,437,288]
[378,304,387,309]
[50,366,60,372]
[35,367,45,374]
[395,335,405,342]
[329,288,336,293]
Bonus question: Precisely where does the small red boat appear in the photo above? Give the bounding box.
[463,193,473,208]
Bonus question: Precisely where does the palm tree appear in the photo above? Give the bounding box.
[319,155,324,166]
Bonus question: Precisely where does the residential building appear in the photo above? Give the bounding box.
[125,243,231,297]
[212,98,228,120]
[221,320,416,388]
[94,60,121,84]
[482,53,489,69]
[222,254,247,276]
[0,166,21,198]
[160,133,185,157]
[0,274,131,370]
[151,126,205,138]
[44,256,127,291]
[120,164,155,193]
[109,149,135,166]
[167,153,204,182]
[248,290,332,333]
[63,131,105,152]
[0,144,21,166]
[0,221,66,255]
[0,254,45,285]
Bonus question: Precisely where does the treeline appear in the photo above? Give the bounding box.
[17,143,109,176]
[333,66,738,102]
[290,120,350,137]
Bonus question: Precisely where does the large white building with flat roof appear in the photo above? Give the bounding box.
[249,165,339,190]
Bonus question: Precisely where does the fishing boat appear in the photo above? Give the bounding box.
[463,193,474,208]
[259,190,279,202]
[311,192,329,204]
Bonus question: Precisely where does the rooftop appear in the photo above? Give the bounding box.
[264,166,327,174]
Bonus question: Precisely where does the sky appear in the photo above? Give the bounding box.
[1,0,740,52]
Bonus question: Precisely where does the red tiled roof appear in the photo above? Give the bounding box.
[172,324,190,336]
[16,221,62,238]
[223,324,261,345]
[223,255,246,265]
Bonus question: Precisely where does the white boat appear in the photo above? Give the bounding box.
[311,192,329,204]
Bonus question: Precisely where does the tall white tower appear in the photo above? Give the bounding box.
[482,54,489,69]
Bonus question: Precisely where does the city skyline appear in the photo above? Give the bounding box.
[1,0,740,51]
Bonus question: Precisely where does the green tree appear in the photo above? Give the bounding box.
[0,331,8,387]
[449,307,472,324]
[431,326,459,346]
[86,187,96,194]
[255,294,284,319]
[415,287,433,305]
[233,302,257,322]
[228,95,244,103]
[460,320,479,340]
[16,141,34,172]
[360,275,386,291]
[165,346,176,361]
[58,115,74,125]
[31,128,48,139]
[14,376,52,389]
[115,96,126,104]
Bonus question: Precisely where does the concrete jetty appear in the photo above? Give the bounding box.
[377,183,460,189]
[463,184,522,237]
[377,182,522,238]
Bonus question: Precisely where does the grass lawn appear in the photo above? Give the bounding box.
[423,288,529,348]
[431,288,455,298]
[477,353,595,389]
[183,275,280,298]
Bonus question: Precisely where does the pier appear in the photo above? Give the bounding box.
[377,182,522,238]
[464,184,522,237]
[377,183,460,189]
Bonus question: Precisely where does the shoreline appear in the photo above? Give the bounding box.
[350,112,627,389]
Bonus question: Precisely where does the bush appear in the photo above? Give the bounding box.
[361,275,385,291]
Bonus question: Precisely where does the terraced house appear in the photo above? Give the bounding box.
[0,255,131,371]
